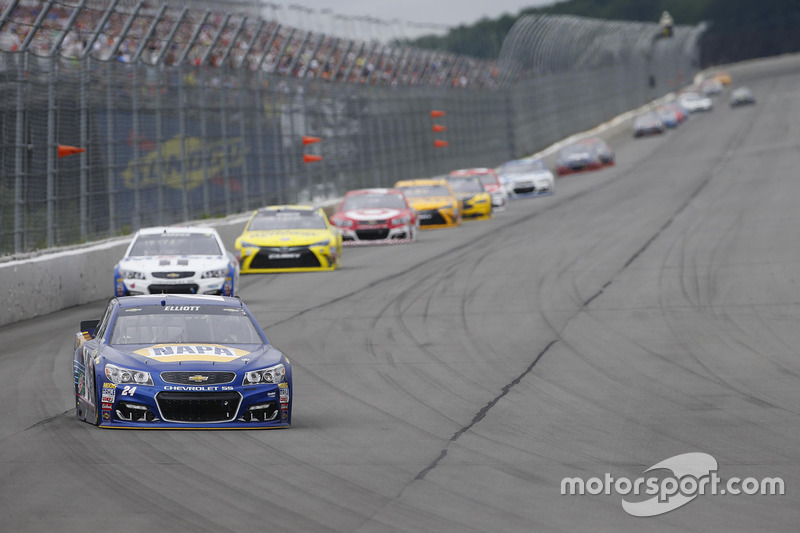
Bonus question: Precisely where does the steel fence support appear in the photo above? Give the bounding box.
[178,68,189,222]
[79,58,89,241]
[131,65,141,230]
[46,57,56,247]
[13,56,25,253]
[105,65,116,235]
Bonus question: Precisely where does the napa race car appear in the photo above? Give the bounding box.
[114,226,238,297]
[73,294,292,428]
[394,178,461,229]
[235,205,343,273]
[329,188,418,245]
[445,175,492,220]
[498,158,555,198]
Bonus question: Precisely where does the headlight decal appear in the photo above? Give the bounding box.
[243,363,286,385]
[105,363,154,386]
[202,268,228,278]
[119,269,145,280]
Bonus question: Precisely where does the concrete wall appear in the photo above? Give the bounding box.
[0,202,341,328]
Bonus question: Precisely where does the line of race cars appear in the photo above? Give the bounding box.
[76,70,747,430]
[632,70,755,138]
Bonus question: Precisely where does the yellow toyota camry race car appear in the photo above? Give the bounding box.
[445,175,492,220]
[235,205,343,273]
[393,178,461,229]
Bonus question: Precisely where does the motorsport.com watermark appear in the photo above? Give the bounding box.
[561,453,784,517]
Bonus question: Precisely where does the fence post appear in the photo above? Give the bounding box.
[14,55,25,253]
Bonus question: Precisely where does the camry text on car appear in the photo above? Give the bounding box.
[235,205,343,273]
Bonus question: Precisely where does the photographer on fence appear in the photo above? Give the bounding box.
[660,11,674,37]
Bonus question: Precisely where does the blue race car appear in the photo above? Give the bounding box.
[73,294,292,429]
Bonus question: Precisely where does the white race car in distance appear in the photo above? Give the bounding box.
[498,158,555,198]
[114,226,239,297]
[678,91,713,112]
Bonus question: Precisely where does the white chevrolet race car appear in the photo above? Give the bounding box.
[114,226,239,297]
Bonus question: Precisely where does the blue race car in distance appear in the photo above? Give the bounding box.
[73,294,292,429]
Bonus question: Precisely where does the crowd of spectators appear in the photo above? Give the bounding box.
[0,0,501,88]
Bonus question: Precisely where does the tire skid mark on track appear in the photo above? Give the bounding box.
[258,136,670,334]
[410,97,763,482]
[414,339,559,481]
[655,76,800,416]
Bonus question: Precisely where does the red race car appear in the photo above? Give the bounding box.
[329,188,418,245]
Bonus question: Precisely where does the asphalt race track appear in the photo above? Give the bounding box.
[2,55,800,532]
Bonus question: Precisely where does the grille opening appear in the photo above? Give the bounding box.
[156,391,241,423]
[239,402,280,422]
[116,402,158,422]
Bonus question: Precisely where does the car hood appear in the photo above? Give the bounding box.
[118,255,228,271]
[455,192,489,201]
[102,342,283,369]
[501,170,552,182]
[238,229,334,246]
[338,207,406,221]
[562,151,593,162]
[406,197,455,210]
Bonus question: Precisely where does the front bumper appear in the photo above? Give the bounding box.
[96,380,292,429]
[417,208,460,229]
[239,244,338,273]
[509,184,554,198]
[341,224,415,245]
[116,276,233,297]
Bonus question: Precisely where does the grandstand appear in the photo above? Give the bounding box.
[0,0,501,87]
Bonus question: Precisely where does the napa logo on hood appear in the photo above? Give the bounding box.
[134,344,250,362]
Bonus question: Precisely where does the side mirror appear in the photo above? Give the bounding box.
[80,319,100,338]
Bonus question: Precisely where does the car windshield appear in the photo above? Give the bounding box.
[110,305,263,345]
[398,185,451,198]
[248,211,328,230]
[474,173,498,186]
[342,193,407,210]
[447,178,484,193]
[561,144,594,157]
[128,233,221,256]
[501,160,547,174]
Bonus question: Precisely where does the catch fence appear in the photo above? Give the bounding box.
[0,1,706,255]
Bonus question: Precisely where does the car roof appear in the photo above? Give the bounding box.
[504,157,544,165]
[345,188,402,196]
[395,178,449,187]
[255,204,318,214]
[114,294,242,308]
[449,168,495,176]
[135,226,220,236]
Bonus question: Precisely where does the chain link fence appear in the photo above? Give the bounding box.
[0,1,706,256]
